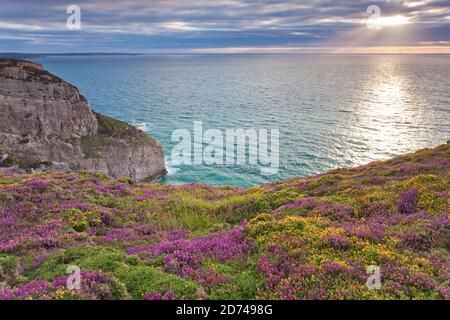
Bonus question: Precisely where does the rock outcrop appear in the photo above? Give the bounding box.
[0,59,166,181]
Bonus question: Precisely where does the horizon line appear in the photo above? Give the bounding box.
[2,45,450,56]
[2,52,450,57]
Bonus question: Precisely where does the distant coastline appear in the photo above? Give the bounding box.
[0,52,143,59]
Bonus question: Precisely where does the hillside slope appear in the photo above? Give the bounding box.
[0,142,448,300]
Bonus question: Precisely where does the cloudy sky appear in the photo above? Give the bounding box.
[1,0,449,53]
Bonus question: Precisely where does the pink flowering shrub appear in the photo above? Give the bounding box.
[0,142,448,299]
[144,288,175,300]
[0,271,116,300]
[397,188,419,214]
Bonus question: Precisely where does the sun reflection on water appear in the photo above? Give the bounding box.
[344,58,428,165]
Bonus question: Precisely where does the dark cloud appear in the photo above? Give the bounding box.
[0,0,449,52]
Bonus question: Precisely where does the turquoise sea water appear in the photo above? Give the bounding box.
[36,54,450,187]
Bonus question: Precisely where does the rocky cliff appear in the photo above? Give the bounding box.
[0,59,166,181]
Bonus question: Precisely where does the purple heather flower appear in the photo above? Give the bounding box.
[25,179,48,191]
[276,197,316,211]
[135,191,157,201]
[144,288,174,300]
[0,272,112,300]
[126,224,251,285]
[397,188,418,214]
[327,233,352,250]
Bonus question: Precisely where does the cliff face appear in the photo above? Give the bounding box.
[0,59,166,181]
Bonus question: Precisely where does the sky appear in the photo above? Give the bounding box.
[0,0,449,54]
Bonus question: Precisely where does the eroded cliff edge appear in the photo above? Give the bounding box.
[0,59,166,181]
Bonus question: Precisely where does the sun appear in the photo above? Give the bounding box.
[372,15,410,28]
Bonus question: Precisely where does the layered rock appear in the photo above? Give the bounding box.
[0,59,166,181]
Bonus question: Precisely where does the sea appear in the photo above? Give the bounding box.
[35,54,450,187]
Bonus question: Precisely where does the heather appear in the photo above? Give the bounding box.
[0,142,448,300]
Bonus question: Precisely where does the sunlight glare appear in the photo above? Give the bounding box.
[372,15,410,28]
